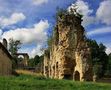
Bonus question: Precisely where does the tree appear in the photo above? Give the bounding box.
[28,55,44,67]
[93,62,102,78]
[8,38,21,68]
[28,58,34,67]
[106,53,111,76]
[9,38,21,56]
[33,55,40,65]
[98,43,108,76]
[39,55,44,62]
[87,39,108,77]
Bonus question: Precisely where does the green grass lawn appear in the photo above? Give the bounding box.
[0,74,111,90]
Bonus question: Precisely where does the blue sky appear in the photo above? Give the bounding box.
[0,0,111,57]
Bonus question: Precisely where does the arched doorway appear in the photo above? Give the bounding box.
[52,65,55,78]
[74,71,80,81]
[56,62,59,78]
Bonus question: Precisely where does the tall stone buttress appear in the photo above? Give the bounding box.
[44,11,93,81]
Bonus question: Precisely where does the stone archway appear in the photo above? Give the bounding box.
[15,53,29,67]
[74,71,80,81]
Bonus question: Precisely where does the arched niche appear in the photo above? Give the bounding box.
[74,71,80,81]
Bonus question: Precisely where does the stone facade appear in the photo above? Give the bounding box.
[44,11,93,81]
[0,40,12,76]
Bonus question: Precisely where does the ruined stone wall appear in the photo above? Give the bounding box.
[16,53,29,68]
[22,55,29,67]
[44,50,50,77]
[44,12,93,81]
[74,41,93,81]
[0,49,12,75]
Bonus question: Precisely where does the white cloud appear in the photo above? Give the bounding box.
[96,0,111,25]
[18,47,41,58]
[82,16,95,26]
[30,45,44,57]
[19,45,45,58]
[32,0,48,5]
[1,20,49,57]
[106,47,111,55]
[68,0,95,26]
[0,29,3,41]
[2,20,49,44]
[0,13,26,27]
[0,29,2,36]
[87,27,111,36]
[70,0,93,16]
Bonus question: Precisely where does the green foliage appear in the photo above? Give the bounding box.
[28,58,34,67]
[39,55,44,62]
[9,38,21,56]
[106,53,111,76]
[93,63,102,78]
[28,55,44,67]
[8,38,21,68]
[34,55,40,64]
[55,8,67,21]
[87,39,108,77]
[0,74,111,90]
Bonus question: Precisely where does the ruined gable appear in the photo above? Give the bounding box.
[44,10,93,81]
[0,42,12,76]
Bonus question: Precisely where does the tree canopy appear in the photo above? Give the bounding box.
[9,38,21,56]
[28,55,44,67]
[8,38,21,68]
[87,39,108,77]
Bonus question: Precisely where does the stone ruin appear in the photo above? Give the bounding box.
[15,53,29,67]
[43,10,93,81]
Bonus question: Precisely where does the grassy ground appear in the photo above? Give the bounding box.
[0,74,111,90]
